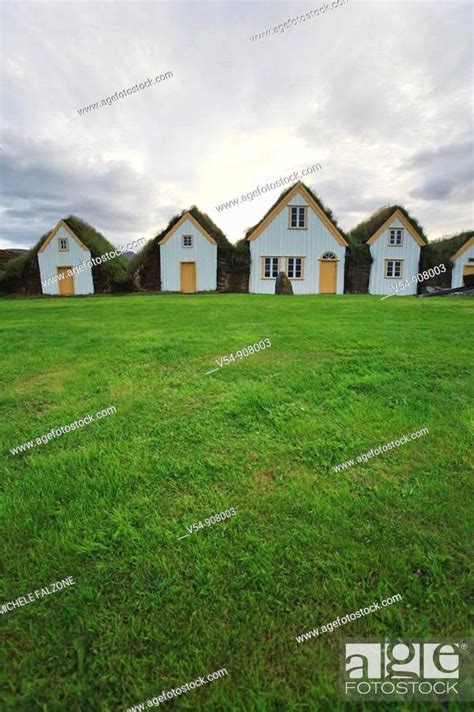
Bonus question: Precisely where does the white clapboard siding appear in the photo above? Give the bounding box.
[452,242,474,288]
[159,218,217,292]
[369,218,421,295]
[38,225,93,295]
[249,190,346,294]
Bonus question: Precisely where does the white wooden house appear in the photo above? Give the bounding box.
[38,220,94,296]
[451,236,474,288]
[366,208,425,295]
[246,182,348,294]
[158,211,217,293]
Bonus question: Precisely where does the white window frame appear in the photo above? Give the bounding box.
[262,256,280,279]
[388,228,403,246]
[286,257,304,279]
[288,206,307,229]
[182,235,193,248]
[59,237,69,252]
[385,259,403,278]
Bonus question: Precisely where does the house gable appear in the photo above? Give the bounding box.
[38,219,89,253]
[451,235,474,262]
[247,183,348,247]
[158,212,217,246]
[366,209,425,247]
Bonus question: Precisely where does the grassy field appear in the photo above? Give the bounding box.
[1,293,472,712]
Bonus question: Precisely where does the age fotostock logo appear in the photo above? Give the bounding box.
[341,640,473,701]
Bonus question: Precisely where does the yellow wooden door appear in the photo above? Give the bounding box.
[319,261,337,293]
[180,262,196,293]
[57,267,74,295]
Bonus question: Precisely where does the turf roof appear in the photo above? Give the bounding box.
[245,181,346,240]
[349,205,428,245]
[431,230,474,259]
[131,206,232,273]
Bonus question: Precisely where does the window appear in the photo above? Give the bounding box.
[263,257,280,278]
[287,257,303,279]
[389,228,403,245]
[289,206,307,229]
[59,238,69,251]
[385,260,403,278]
[321,251,337,260]
[182,235,193,248]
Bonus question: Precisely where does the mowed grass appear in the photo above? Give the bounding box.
[0,293,472,712]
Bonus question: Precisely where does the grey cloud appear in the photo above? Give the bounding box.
[406,141,473,170]
[407,139,474,202]
[0,132,168,247]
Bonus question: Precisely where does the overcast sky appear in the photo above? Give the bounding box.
[0,0,472,250]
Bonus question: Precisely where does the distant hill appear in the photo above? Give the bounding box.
[120,251,136,262]
[0,248,28,270]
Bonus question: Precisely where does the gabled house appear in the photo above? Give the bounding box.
[38,217,130,295]
[366,208,426,295]
[38,220,94,295]
[159,211,218,293]
[450,235,474,288]
[349,206,427,295]
[131,207,231,293]
[0,216,130,295]
[245,182,348,294]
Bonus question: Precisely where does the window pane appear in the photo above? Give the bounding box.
[290,207,306,227]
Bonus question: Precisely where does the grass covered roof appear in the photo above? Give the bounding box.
[1,216,130,287]
[431,231,474,259]
[131,206,232,273]
[245,181,346,240]
[348,205,428,246]
[64,216,130,284]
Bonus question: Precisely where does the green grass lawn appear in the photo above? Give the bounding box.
[1,293,472,712]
